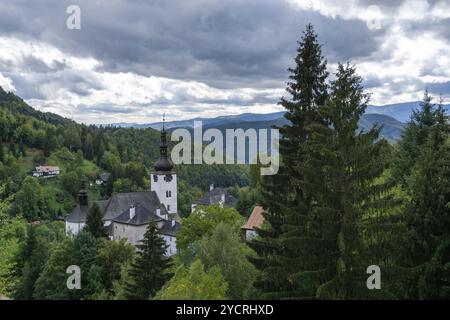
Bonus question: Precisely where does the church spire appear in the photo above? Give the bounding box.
[153,113,173,172]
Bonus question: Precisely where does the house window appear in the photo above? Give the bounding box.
[167,205,170,211]
[166,190,171,198]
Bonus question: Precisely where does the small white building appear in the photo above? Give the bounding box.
[32,166,60,178]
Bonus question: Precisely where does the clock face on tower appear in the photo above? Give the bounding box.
[164,174,173,182]
[153,175,158,182]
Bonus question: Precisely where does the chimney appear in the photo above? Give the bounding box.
[210,184,214,191]
[156,208,161,217]
[171,220,176,227]
[129,205,136,220]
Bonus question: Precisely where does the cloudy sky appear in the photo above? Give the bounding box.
[0,0,449,124]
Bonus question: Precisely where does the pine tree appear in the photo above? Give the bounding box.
[249,24,328,298]
[286,63,396,298]
[392,90,446,187]
[397,106,450,299]
[0,139,4,162]
[84,202,107,238]
[124,222,170,299]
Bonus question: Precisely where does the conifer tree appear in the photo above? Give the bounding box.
[392,90,446,187]
[287,63,395,298]
[397,105,450,299]
[85,202,107,238]
[249,23,328,298]
[124,222,170,300]
[0,139,4,162]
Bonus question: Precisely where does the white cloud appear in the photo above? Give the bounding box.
[0,72,15,92]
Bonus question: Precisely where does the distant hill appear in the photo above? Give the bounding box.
[112,100,450,130]
[131,111,405,143]
[367,101,450,123]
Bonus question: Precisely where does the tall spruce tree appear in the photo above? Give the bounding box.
[288,63,396,299]
[392,90,446,187]
[396,102,450,299]
[249,24,328,298]
[124,222,170,300]
[85,202,107,238]
[0,139,4,162]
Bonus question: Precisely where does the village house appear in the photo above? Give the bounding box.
[32,165,60,178]
[241,205,264,240]
[191,184,238,213]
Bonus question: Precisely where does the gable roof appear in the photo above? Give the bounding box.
[160,219,180,236]
[193,187,238,207]
[65,200,109,223]
[65,191,165,223]
[241,206,264,230]
[112,203,166,226]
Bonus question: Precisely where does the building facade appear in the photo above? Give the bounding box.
[65,124,180,256]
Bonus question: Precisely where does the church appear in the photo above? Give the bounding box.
[65,123,180,256]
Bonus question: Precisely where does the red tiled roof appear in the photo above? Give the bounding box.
[241,206,264,230]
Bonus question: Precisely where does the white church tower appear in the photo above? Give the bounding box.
[151,117,177,214]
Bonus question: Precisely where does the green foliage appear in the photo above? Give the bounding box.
[12,176,51,221]
[395,104,450,299]
[176,205,243,253]
[156,259,227,300]
[195,223,257,299]
[85,203,108,238]
[0,217,27,296]
[123,222,170,300]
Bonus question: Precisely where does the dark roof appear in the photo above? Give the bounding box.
[193,188,238,207]
[65,200,108,223]
[66,191,164,223]
[98,172,110,182]
[112,203,166,226]
[159,219,180,236]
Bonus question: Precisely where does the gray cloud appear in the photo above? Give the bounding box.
[0,0,384,90]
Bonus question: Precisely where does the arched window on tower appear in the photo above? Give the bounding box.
[166,190,171,198]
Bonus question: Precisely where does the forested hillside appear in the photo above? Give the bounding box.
[0,87,249,298]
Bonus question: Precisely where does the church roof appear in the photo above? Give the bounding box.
[112,203,166,226]
[65,191,165,223]
[65,200,109,223]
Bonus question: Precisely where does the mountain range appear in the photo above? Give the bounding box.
[110,100,450,142]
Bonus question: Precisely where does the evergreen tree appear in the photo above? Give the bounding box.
[124,222,170,299]
[84,202,107,238]
[287,63,396,298]
[249,23,328,298]
[397,107,450,299]
[392,90,446,186]
[0,139,4,163]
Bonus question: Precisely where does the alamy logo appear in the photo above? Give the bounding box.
[66,265,81,290]
[366,265,381,290]
[171,121,279,176]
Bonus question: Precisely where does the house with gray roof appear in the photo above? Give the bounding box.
[191,184,238,212]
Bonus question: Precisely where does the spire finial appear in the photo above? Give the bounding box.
[162,112,166,131]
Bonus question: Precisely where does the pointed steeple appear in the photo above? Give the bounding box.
[153,113,173,172]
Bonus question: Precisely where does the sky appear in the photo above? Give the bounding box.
[0,0,449,124]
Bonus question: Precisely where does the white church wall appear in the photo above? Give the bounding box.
[151,173,178,214]
[65,221,85,235]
